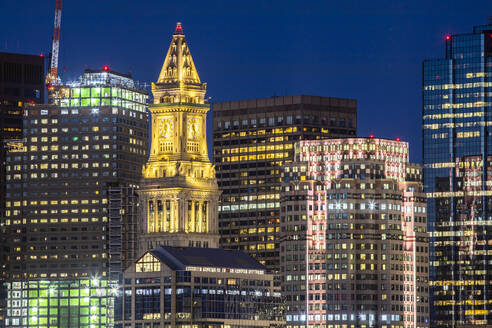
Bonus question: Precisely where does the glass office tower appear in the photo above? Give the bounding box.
[423,24,492,327]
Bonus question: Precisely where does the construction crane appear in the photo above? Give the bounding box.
[46,0,62,92]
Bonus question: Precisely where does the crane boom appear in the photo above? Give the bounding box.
[46,0,62,91]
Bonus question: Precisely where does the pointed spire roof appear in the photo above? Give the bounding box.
[157,22,201,85]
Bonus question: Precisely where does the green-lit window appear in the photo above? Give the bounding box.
[29,290,38,297]
[29,299,38,306]
[40,289,48,297]
[91,87,101,97]
[81,88,90,98]
[111,87,121,97]
[71,98,80,106]
[60,99,70,107]
[60,298,69,306]
[102,98,110,106]
[90,98,100,106]
[112,98,121,106]
[71,88,81,98]
[70,298,79,306]
[102,87,111,97]
[81,98,90,107]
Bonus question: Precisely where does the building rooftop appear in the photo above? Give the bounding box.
[212,95,357,111]
[150,246,266,271]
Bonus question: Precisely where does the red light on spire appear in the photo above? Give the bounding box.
[445,35,451,41]
[175,22,183,34]
[369,134,375,139]
[103,65,109,71]
[40,53,44,57]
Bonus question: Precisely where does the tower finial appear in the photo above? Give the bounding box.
[175,22,183,35]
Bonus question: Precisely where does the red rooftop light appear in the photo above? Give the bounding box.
[175,22,183,34]
[40,53,44,57]
[369,134,375,139]
[396,137,401,141]
[103,65,109,71]
[445,35,451,40]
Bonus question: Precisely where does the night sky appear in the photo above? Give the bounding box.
[1,0,491,162]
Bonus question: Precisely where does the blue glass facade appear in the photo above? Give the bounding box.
[423,24,492,327]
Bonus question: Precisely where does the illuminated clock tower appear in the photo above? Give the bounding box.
[138,22,220,253]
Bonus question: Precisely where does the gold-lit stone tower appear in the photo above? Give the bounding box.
[138,23,220,253]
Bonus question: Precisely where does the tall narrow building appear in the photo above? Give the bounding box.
[423,23,492,327]
[0,52,44,328]
[137,22,220,253]
[212,96,357,272]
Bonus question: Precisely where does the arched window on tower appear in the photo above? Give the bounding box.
[165,200,171,232]
[202,201,208,233]
[195,202,200,232]
[148,200,155,233]
[157,200,163,232]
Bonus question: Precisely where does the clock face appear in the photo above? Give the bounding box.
[187,117,200,139]
[158,118,173,138]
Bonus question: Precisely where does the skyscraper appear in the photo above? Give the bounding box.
[212,95,357,272]
[4,67,148,328]
[423,23,492,327]
[137,22,220,253]
[0,52,45,254]
[281,137,429,328]
[0,52,44,328]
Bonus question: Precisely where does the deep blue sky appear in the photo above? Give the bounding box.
[1,0,491,162]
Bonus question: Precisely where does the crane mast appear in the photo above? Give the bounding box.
[46,0,62,92]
